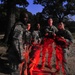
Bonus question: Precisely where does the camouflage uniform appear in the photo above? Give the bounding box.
[29,29,42,75]
[42,25,58,69]
[7,22,26,72]
[23,28,32,46]
[7,11,29,75]
[55,29,74,75]
[22,27,32,63]
[32,30,41,44]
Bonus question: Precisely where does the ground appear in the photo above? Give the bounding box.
[0,35,75,75]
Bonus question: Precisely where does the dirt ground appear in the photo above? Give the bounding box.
[0,35,75,75]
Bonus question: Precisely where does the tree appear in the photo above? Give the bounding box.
[0,0,29,43]
[33,0,75,21]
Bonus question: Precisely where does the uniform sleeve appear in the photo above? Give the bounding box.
[13,25,22,39]
[66,30,74,43]
[45,26,53,34]
[53,26,58,33]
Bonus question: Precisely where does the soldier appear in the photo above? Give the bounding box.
[41,17,58,69]
[19,22,32,75]
[7,11,29,75]
[55,21,74,75]
[29,23,42,75]
[32,23,42,44]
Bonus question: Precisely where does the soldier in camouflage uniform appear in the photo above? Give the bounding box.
[55,22,74,75]
[7,11,28,75]
[41,17,58,69]
[29,23,42,75]
[19,22,32,75]
[32,23,42,44]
